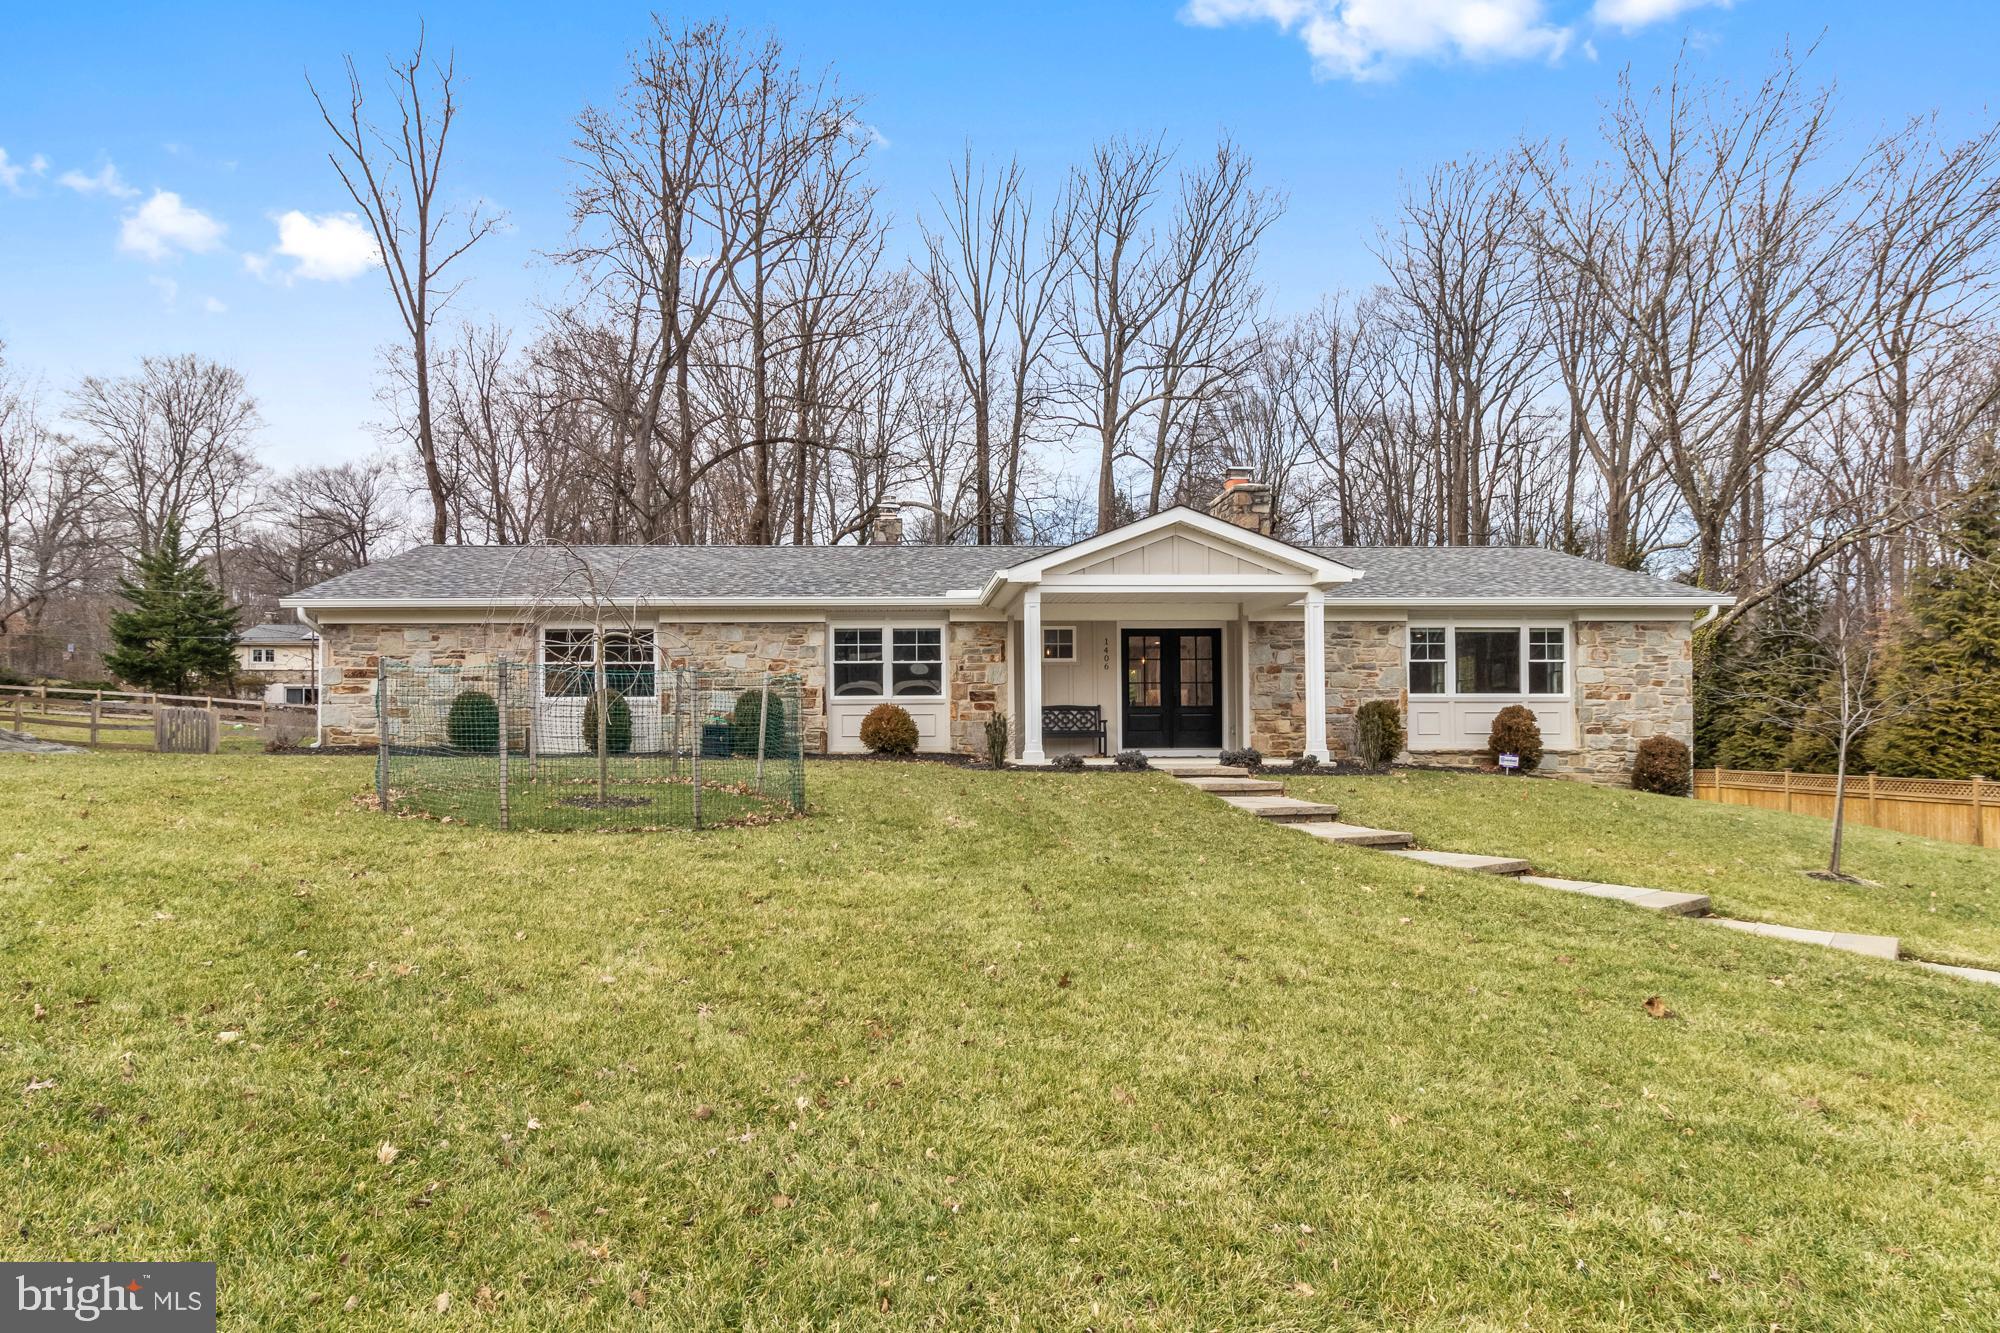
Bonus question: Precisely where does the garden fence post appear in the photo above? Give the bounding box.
[1782,769,1792,814]
[89,698,101,745]
[1868,773,1879,826]
[207,702,220,753]
[691,677,704,830]
[375,664,389,815]
[1973,776,1986,847]
[755,669,769,790]
[496,664,511,832]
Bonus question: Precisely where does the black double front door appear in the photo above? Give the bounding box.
[1121,629,1223,750]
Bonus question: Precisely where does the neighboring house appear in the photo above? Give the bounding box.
[235,621,321,707]
[280,472,1726,780]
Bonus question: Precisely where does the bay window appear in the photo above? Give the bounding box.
[1408,625,1568,697]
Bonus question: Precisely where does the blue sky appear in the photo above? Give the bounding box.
[2,2,1994,471]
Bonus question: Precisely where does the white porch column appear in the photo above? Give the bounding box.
[1020,588,1046,764]
[1302,588,1331,762]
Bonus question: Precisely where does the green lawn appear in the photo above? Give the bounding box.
[5,754,2000,1328]
[1290,770,2000,970]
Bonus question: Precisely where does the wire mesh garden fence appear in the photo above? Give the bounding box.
[374,658,805,832]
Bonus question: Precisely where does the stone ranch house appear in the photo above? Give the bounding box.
[281,476,1724,779]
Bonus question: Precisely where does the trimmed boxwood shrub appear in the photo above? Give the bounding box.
[1113,749,1150,771]
[1290,753,1323,773]
[582,689,633,755]
[1051,753,1086,771]
[729,688,789,757]
[1354,699,1405,768]
[1632,734,1693,796]
[859,703,919,755]
[1486,704,1544,771]
[1220,746,1262,771]
[445,689,498,750]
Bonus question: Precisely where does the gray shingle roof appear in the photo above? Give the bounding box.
[285,540,1710,606]
[238,620,318,643]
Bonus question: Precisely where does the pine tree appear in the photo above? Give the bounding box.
[1696,580,1836,771]
[104,520,241,695]
[1863,464,2000,779]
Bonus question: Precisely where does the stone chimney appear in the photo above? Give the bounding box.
[1206,466,1274,536]
[866,498,905,545]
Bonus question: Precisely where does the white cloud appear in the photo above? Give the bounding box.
[258,209,381,282]
[203,295,227,314]
[58,162,139,198]
[1590,0,1728,30]
[0,147,49,194]
[119,190,225,260]
[148,275,180,306]
[1182,0,1571,80]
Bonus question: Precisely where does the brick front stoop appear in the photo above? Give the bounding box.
[1164,767,2000,988]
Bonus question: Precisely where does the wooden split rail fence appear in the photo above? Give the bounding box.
[1694,767,1998,850]
[0,684,313,752]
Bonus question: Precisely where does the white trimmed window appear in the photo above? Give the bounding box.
[249,647,276,665]
[1408,625,1568,698]
[833,625,945,699]
[1042,626,1076,662]
[1408,628,1446,695]
[284,685,318,706]
[891,628,943,697]
[1528,628,1567,696]
[833,628,885,697]
[542,628,657,698]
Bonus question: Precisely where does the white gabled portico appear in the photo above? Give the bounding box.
[968,502,1362,762]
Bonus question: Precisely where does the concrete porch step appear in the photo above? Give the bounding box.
[1705,917,1900,961]
[1518,874,1710,916]
[1152,759,1250,778]
[1216,794,1343,823]
[1287,821,1416,848]
[1384,848,1531,876]
[1178,776,1286,795]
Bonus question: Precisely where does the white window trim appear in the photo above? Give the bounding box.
[829,621,946,703]
[249,647,276,664]
[1041,625,1077,662]
[539,624,661,699]
[1408,621,1570,700]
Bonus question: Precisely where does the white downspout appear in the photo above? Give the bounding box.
[294,606,325,746]
[1693,603,1723,630]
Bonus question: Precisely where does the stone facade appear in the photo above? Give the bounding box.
[947,621,1009,757]
[1571,618,1693,782]
[1323,620,1406,757]
[316,618,829,752]
[1247,620,1306,756]
[1247,618,1406,758]
[318,620,534,747]
[663,622,828,753]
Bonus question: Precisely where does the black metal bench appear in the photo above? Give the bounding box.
[1042,704,1107,756]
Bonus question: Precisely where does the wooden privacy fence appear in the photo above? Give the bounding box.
[0,683,311,751]
[1694,768,1998,849]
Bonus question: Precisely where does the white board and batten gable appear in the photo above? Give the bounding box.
[973,507,1358,607]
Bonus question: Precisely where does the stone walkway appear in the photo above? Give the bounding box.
[1158,759,2000,988]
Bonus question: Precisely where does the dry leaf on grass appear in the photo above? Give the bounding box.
[1642,995,1676,1020]
[433,1291,450,1314]
[376,1141,399,1166]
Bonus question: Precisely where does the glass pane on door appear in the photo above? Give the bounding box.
[1126,634,1162,706]
[1179,634,1214,707]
